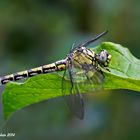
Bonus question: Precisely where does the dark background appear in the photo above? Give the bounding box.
[0,0,140,140]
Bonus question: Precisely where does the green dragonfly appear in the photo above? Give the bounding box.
[0,31,111,119]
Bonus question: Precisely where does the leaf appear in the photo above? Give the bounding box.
[93,42,140,91]
[2,74,70,120]
[2,42,140,120]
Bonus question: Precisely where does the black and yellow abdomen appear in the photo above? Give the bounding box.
[0,59,67,85]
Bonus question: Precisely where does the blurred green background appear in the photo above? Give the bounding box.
[0,0,140,140]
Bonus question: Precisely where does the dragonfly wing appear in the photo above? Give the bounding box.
[69,83,84,119]
[62,60,85,119]
[71,50,104,93]
[79,63,104,93]
[62,50,104,119]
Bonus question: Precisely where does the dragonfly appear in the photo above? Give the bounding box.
[0,31,111,119]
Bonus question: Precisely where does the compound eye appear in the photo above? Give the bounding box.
[99,51,107,61]
[99,55,107,62]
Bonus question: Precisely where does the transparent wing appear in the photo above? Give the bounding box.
[71,48,104,92]
[62,57,104,119]
[62,60,84,119]
[78,63,104,93]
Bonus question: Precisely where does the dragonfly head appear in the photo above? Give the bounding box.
[95,49,112,66]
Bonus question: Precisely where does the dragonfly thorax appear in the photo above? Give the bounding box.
[67,47,112,72]
[69,46,95,68]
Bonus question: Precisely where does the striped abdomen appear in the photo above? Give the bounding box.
[0,59,66,85]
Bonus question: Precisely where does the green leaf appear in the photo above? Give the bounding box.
[2,74,70,120]
[2,42,140,120]
[94,42,140,91]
